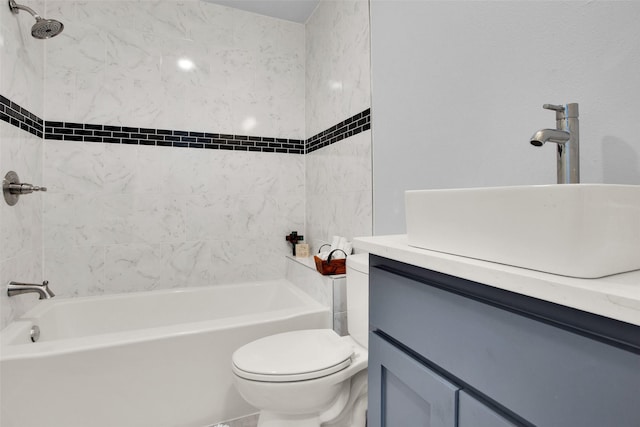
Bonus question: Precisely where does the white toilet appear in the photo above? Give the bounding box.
[231,254,369,427]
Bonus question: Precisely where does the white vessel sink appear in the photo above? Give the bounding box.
[405,184,640,278]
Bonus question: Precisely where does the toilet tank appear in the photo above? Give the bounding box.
[346,253,369,349]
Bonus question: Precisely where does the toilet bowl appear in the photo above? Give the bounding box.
[231,254,369,427]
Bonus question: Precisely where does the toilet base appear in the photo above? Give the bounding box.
[256,371,368,427]
[257,412,321,427]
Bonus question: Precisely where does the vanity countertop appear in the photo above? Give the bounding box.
[354,234,640,326]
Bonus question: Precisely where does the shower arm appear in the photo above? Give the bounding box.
[8,0,42,20]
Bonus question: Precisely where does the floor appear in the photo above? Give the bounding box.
[210,413,259,427]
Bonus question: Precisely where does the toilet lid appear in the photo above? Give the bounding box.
[232,329,354,382]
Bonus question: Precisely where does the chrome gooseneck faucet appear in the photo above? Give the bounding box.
[7,280,55,299]
[530,103,580,184]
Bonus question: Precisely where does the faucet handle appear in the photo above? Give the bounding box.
[543,104,565,112]
[542,103,579,119]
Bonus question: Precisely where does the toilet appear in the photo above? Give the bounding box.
[231,253,369,427]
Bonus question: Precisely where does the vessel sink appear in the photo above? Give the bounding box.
[405,184,640,278]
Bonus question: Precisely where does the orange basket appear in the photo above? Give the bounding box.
[314,249,348,275]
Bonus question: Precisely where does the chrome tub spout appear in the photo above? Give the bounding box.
[7,280,55,299]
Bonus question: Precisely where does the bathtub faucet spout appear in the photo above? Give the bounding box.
[8,280,55,299]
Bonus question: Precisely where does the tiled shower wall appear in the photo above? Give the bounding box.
[0,0,45,326]
[0,0,372,329]
[41,0,306,298]
[44,0,305,136]
[305,0,372,252]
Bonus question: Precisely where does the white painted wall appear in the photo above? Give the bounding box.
[371,0,640,234]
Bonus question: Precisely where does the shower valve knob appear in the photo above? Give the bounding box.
[3,171,47,206]
[7,183,47,194]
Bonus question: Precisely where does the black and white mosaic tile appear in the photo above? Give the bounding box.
[0,95,44,138]
[1,94,370,155]
[306,108,371,154]
[43,121,305,154]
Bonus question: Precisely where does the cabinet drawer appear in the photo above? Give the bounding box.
[458,391,517,427]
[370,264,640,427]
[368,332,458,427]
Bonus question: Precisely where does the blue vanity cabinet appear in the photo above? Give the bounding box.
[368,255,640,427]
[458,392,517,427]
[368,332,458,427]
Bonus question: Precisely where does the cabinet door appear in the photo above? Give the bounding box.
[458,391,518,427]
[368,332,458,427]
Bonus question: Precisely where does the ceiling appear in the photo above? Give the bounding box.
[205,0,321,24]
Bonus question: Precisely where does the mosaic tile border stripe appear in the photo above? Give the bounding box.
[0,95,44,138]
[1,94,370,154]
[306,108,371,154]
[43,121,305,154]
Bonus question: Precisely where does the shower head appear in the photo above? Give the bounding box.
[30,17,64,39]
[8,0,64,39]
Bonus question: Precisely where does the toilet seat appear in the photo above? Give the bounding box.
[232,329,354,382]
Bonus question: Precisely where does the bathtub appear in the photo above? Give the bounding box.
[0,279,331,427]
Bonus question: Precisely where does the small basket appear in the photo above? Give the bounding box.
[314,249,348,276]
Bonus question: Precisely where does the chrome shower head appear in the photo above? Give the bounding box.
[31,17,64,39]
[8,0,64,39]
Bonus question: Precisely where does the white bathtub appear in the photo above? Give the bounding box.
[0,279,331,427]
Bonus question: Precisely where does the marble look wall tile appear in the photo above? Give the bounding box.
[43,193,105,247]
[103,143,138,193]
[185,193,240,241]
[43,140,104,194]
[1,0,45,116]
[305,130,372,252]
[184,2,234,47]
[157,240,216,289]
[304,1,372,253]
[0,122,43,330]
[306,130,372,195]
[2,0,376,329]
[1,0,44,328]
[306,0,371,137]
[0,125,43,264]
[45,0,305,139]
[306,190,372,252]
[285,257,333,308]
[42,141,305,297]
[43,245,105,297]
[102,193,188,245]
[104,242,164,293]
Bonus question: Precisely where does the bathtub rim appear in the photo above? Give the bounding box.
[1,279,330,361]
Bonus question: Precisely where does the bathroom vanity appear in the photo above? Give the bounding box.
[355,235,640,427]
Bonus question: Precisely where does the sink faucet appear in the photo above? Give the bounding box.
[530,103,580,184]
[7,280,55,299]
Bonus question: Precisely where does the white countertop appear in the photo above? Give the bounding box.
[354,235,640,326]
